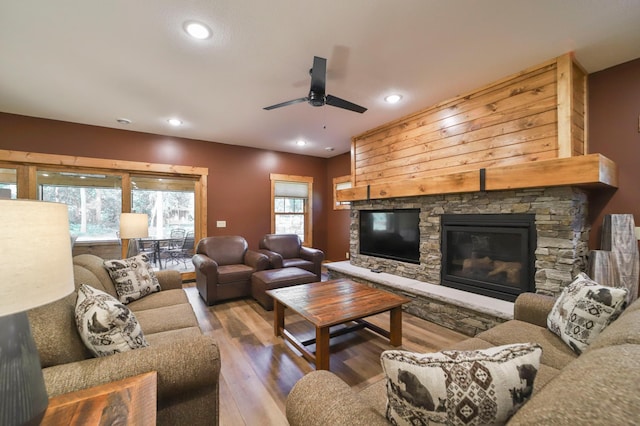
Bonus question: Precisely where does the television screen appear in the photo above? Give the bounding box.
[359,209,420,264]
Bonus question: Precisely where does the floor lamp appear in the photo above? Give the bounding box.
[119,213,149,259]
[0,200,75,426]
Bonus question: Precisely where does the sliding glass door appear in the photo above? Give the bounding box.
[131,175,196,238]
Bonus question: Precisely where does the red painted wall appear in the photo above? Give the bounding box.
[325,153,351,261]
[5,56,636,258]
[588,57,640,248]
[0,113,331,252]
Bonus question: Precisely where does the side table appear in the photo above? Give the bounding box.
[40,371,157,425]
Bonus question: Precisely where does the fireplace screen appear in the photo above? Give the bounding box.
[441,214,535,301]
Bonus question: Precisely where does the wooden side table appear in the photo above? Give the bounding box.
[41,371,157,425]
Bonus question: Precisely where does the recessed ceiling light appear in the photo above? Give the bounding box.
[168,118,183,126]
[184,21,212,40]
[384,94,402,104]
[325,147,335,152]
[116,118,132,125]
[296,140,307,146]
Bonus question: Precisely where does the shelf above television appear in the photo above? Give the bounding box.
[337,153,617,202]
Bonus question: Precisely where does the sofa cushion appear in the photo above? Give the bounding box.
[586,307,640,351]
[73,254,119,296]
[476,320,578,370]
[103,254,161,303]
[547,273,628,354]
[507,344,640,425]
[134,303,199,335]
[126,288,189,312]
[381,343,542,426]
[75,284,149,357]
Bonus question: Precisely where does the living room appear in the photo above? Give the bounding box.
[1,2,640,425]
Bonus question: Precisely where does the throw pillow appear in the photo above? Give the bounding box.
[103,253,161,303]
[381,343,542,426]
[75,284,148,357]
[547,272,628,354]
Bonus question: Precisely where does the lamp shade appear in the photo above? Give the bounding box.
[0,200,75,317]
[119,213,149,239]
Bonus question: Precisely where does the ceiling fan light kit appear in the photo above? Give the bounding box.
[264,56,367,114]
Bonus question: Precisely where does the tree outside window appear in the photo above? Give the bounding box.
[270,174,313,245]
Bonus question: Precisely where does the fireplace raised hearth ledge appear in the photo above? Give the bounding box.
[326,261,513,336]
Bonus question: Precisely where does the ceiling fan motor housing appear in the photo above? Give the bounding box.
[308,91,325,107]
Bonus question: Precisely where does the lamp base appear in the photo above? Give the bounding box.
[0,311,48,426]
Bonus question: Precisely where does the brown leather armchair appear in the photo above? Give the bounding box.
[258,234,325,281]
[193,236,269,305]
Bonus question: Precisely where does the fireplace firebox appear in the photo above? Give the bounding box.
[441,214,536,302]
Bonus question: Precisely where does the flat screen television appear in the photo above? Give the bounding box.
[359,209,420,264]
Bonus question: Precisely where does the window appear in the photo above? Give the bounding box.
[270,174,313,244]
[38,170,122,242]
[333,175,352,210]
[0,167,17,199]
[131,175,196,238]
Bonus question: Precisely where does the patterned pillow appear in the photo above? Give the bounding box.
[547,272,628,354]
[103,253,161,303]
[75,284,148,357]
[381,343,542,426]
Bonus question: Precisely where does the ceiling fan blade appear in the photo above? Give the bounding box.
[263,97,308,110]
[325,94,367,113]
[310,56,327,94]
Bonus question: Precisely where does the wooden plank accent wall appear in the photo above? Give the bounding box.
[350,53,589,194]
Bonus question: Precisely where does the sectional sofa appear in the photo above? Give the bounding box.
[287,292,640,425]
[27,254,220,425]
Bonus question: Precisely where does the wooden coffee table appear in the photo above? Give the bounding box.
[266,278,410,370]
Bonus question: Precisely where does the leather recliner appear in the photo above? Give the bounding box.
[258,234,325,281]
[192,236,269,305]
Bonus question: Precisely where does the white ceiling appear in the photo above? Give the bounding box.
[1,1,639,158]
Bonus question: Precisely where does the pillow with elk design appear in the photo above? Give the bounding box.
[75,284,148,357]
[381,343,542,426]
[547,272,628,354]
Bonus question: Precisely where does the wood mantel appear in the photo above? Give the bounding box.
[336,153,617,202]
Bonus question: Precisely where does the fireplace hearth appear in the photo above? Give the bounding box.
[440,214,536,302]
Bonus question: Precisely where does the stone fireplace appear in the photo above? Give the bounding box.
[349,186,589,299]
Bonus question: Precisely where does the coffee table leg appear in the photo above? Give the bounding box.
[273,300,284,337]
[315,326,330,370]
[389,306,403,346]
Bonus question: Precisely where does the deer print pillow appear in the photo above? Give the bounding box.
[381,343,542,426]
[103,253,161,303]
[547,272,628,354]
[75,284,148,357]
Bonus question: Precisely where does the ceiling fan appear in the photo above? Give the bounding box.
[263,56,367,114]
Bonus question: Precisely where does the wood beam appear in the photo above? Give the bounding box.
[337,153,617,202]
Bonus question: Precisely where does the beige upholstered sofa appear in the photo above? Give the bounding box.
[27,254,220,426]
[287,292,640,425]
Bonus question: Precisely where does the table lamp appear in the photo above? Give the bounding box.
[119,213,149,258]
[0,200,75,426]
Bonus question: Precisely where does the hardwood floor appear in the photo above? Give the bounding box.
[184,284,467,425]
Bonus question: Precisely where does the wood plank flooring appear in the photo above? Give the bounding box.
[184,284,467,425]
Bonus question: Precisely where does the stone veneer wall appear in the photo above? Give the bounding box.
[327,268,507,336]
[350,186,589,297]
